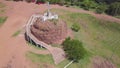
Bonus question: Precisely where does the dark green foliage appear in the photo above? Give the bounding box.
[65,2,71,7]
[36,0,47,3]
[58,0,65,6]
[81,0,98,10]
[96,3,108,14]
[95,0,120,4]
[13,0,23,1]
[62,37,87,62]
[71,23,80,32]
[25,0,32,3]
[107,2,120,16]
[12,0,120,16]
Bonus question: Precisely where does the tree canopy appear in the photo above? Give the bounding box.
[62,37,87,62]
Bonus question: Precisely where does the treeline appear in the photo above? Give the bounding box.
[36,0,120,16]
[12,0,120,16]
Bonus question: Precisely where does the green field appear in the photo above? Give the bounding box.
[26,9,120,68]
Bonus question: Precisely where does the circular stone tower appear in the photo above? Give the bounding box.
[31,18,68,44]
[30,2,68,44]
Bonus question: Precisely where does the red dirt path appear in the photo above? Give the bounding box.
[0,0,120,68]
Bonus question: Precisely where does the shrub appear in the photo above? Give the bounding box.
[62,37,87,62]
[13,0,23,1]
[25,0,32,3]
[71,23,80,32]
[96,3,108,14]
[106,2,120,16]
[65,2,71,7]
[36,0,47,3]
[81,0,97,10]
[58,0,65,6]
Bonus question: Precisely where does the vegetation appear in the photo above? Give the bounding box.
[62,37,87,62]
[71,23,80,32]
[106,2,120,16]
[26,51,90,68]
[12,30,21,37]
[26,52,54,63]
[27,9,120,68]
[52,9,120,67]
[81,0,97,10]
[0,17,7,26]
[11,0,120,16]
[96,3,108,14]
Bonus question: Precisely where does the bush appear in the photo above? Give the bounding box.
[36,0,47,4]
[62,37,87,62]
[81,0,97,10]
[65,2,71,7]
[96,3,108,14]
[13,0,23,1]
[106,2,120,16]
[71,23,80,32]
[25,0,32,3]
[58,0,65,6]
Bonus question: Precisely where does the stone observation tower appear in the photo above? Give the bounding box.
[25,2,68,64]
[30,2,68,44]
[42,2,58,21]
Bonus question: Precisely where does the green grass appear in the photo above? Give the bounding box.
[27,42,46,50]
[26,51,91,68]
[26,51,55,68]
[12,30,21,37]
[27,9,120,68]
[26,51,54,63]
[115,15,120,19]
[0,17,7,26]
[52,9,120,68]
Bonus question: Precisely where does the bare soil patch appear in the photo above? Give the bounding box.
[92,56,116,68]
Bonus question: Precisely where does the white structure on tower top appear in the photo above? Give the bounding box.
[42,2,58,21]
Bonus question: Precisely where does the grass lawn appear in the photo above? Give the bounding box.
[53,9,120,68]
[27,9,120,68]
[26,51,55,68]
[26,51,91,68]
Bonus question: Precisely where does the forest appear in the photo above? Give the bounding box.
[13,0,120,16]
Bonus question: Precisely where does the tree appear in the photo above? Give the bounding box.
[58,0,65,6]
[81,0,97,10]
[96,3,108,14]
[107,2,120,16]
[95,0,120,4]
[62,37,87,62]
